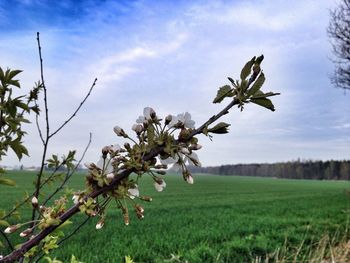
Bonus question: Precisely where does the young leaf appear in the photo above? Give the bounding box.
[251,91,280,99]
[207,122,231,134]
[247,72,265,97]
[240,56,256,80]
[250,97,275,111]
[213,85,233,103]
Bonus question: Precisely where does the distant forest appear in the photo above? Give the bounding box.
[189,160,350,180]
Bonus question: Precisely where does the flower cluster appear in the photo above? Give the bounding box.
[76,107,202,229]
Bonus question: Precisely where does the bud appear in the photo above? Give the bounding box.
[165,114,172,125]
[124,142,131,151]
[102,146,110,156]
[113,126,127,137]
[136,210,144,219]
[31,196,38,208]
[190,144,202,151]
[149,108,156,119]
[96,219,104,230]
[140,196,152,202]
[155,164,167,169]
[186,174,194,184]
[135,204,144,213]
[4,224,20,234]
[84,162,95,169]
[20,228,33,237]
[180,147,190,155]
[123,209,129,226]
[132,124,143,134]
[154,179,166,192]
[155,170,166,175]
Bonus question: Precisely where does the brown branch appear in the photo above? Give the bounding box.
[0,98,240,262]
[49,79,97,139]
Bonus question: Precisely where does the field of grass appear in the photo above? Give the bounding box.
[0,171,349,262]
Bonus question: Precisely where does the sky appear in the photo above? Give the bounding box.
[0,0,349,167]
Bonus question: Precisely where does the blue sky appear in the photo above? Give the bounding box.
[1,0,349,167]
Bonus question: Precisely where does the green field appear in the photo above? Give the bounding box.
[0,171,349,262]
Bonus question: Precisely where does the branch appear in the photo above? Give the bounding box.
[49,79,97,139]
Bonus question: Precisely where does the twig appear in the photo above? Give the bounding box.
[31,32,50,225]
[42,133,92,206]
[34,100,44,145]
[49,79,97,139]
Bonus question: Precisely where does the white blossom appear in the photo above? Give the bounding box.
[154,179,166,192]
[132,124,143,133]
[72,195,80,205]
[96,220,104,230]
[31,196,38,207]
[186,175,194,184]
[169,112,195,129]
[111,144,121,152]
[128,185,140,199]
[97,157,113,174]
[136,107,155,123]
[106,173,114,180]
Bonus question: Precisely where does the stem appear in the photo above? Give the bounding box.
[1,98,240,262]
[0,229,14,252]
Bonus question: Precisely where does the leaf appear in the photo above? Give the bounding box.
[9,138,29,160]
[213,85,233,103]
[247,72,265,97]
[125,256,134,263]
[0,220,9,226]
[250,97,275,111]
[8,69,22,80]
[0,177,16,186]
[207,122,231,134]
[240,56,256,80]
[251,91,280,99]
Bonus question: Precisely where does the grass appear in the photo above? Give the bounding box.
[0,171,349,262]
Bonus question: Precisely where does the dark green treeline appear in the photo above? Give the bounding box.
[189,160,350,180]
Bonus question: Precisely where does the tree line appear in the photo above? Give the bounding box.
[189,160,350,180]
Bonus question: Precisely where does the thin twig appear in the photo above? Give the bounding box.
[42,133,92,206]
[31,32,50,225]
[49,79,97,139]
[34,100,44,145]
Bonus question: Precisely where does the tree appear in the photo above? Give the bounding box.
[328,0,350,90]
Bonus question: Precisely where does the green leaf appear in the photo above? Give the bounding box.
[213,85,233,103]
[247,72,265,97]
[0,220,9,226]
[0,177,16,186]
[251,91,280,99]
[250,97,275,111]
[240,56,256,80]
[9,138,29,160]
[8,69,22,80]
[207,122,231,134]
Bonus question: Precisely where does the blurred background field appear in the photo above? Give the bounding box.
[0,171,349,262]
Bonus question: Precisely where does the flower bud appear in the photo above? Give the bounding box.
[149,108,156,119]
[165,115,172,125]
[123,210,129,226]
[113,126,127,137]
[106,173,114,180]
[190,144,202,150]
[20,228,33,237]
[31,196,38,208]
[186,174,194,184]
[140,196,152,202]
[96,219,104,230]
[180,147,190,155]
[132,124,143,134]
[4,224,20,234]
[102,146,110,156]
[84,162,95,169]
[124,143,131,151]
[135,204,144,213]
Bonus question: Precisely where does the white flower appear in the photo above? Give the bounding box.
[154,179,166,192]
[159,155,179,165]
[186,174,194,184]
[106,173,114,180]
[136,107,156,123]
[128,185,140,199]
[72,194,80,205]
[132,124,143,133]
[111,144,121,152]
[169,112,195,129]
[97,157,113,174]
[0,255,3,260]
